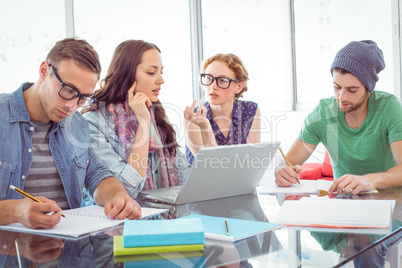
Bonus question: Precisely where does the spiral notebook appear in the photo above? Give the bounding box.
[0,205,168,238]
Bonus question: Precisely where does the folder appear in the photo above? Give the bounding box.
[274,198,395,229]
[123,218,205,247]
[113,236,203,256]
[180,214,281,242]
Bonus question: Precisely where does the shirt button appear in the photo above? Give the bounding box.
[28,148,32,153]
[87,160,89,164]
[22,175,26,179]
[0,162,2,166]
[30,127,34,131]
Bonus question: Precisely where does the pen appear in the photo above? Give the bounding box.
[224,219,230,236]
[10,185,66,218]
[278,147,300,185]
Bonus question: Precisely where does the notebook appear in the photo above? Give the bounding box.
[116,249,206,268]
[123,218,205,247]
[274,198,395,229]
[113,236,204,256]
[0,205,168,238]
[260,179,378,195]
[180,214,282,243]
[139,141,280,204]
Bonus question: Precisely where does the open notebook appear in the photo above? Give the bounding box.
[260,179,378,195]
[0,205,168,238]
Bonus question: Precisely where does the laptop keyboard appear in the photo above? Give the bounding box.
[163,189,180,197]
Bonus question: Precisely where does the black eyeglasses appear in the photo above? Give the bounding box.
[200,73,240,89]
[49,64,96,108]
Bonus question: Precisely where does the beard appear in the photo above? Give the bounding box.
[337,91,369,113]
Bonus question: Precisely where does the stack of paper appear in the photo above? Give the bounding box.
[114,218,205,256]
[274,198,395,229]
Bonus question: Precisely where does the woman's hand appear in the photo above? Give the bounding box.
[127,81,152,123]
[184,100,209,129]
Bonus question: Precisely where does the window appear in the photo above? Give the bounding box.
[294,0,395,108]
[201,0,293,111]
[0,0,64,93]
[0,0,400,111]
[74,0,192,144]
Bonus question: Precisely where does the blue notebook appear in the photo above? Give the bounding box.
[123,218,205,247]
[180,214,281,242]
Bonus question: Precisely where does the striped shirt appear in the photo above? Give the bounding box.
[24,120,69,210]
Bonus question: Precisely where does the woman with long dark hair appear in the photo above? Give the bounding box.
[83,40,189,197]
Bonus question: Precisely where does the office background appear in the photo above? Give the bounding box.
[1,0,400,161]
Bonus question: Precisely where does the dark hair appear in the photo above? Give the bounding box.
[332,67,370,92]
[202,53,249,100]
[84,40,178,156]
[151,101,179,156]
[46,37,101,78]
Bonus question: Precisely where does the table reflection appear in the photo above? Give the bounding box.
[139,193,281,268]
[0,231,115,268]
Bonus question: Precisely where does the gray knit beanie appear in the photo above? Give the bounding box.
[330,40,385,93]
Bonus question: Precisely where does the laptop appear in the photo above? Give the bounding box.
[139,141,280,205]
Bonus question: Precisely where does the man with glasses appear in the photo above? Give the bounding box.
[0,38,142,229]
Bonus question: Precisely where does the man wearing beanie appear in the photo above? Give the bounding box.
[275,40,402,267]
[276,40,402,193]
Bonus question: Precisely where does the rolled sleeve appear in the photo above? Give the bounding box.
[119,162,146,197]
[85,148,114,197]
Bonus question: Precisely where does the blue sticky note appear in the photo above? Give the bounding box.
[123,218,205,247]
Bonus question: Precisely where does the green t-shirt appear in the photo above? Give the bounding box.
[298,91,402,179]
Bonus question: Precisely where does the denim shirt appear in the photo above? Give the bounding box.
[0,232,115,268]
[83,106,191,198]
[0,83,113,209]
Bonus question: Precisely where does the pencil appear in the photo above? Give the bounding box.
[278,147,300,185]
[224,219,230,236]
[10,185,66,218]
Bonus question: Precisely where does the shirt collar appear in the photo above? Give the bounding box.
[204,102,213,120]
[232,101,241,124]
[9,82,33,123]
[9,82,64,128]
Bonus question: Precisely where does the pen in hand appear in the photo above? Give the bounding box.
[278,147,300,185]
[224,219,230,236]
[10,185,66,218]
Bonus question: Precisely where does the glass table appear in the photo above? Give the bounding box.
[1,172,402,267]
